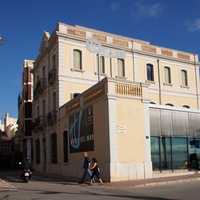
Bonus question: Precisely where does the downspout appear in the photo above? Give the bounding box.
[194,54,199,109]
[97,53,100,82]
[157,59,162,105]
[132,40,135,81]
[110,57,113,78]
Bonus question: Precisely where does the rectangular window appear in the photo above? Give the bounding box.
[73,49,82,69]
[172,137,187,169]
[181,69,188,86]
[52,55,56,69]
[147,63,154,81]
[25,120,32,136]
[53,92,56,111]
[35,139,40,164]
[23,85,31,101]
[51,133,57,164]
[24,67,32,83]
[63,131,68,163]
[25,102,32,118]
[164,66,171,84]
[117,58,125,77]
[42,99,46,117]
[37,105,40,118]
[151,136,160,170]
[97,55,105,74]
[42,66,46,78]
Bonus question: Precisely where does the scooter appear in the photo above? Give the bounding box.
[22,169,32,183]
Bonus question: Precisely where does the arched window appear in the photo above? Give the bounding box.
[98,55,105,74]
[181,69,188,86]
[147,63,154,81]
[183,105,190,109]
[117,58,125,77]
[164,66,171,84]
[165,103,174,107]
[73,49,82,69]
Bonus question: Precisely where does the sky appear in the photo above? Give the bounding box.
[0,0,200,118]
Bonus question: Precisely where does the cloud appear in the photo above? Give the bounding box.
[110,2,120,12]
[134,1,163,18]
[186,18,200,32]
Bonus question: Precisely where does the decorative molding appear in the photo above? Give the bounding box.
[161,49,173,57]
[180,85,190,89]
[92,33,107,43]
[177,53,190,61]
[70,68,85,73]
[112,38,129,48]
[141,45,157,54]
[163,82,173,87]
[67,28,86,39]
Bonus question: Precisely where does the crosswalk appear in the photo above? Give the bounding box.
[0,179,17,192]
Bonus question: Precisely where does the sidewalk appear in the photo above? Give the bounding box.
[106,173,200,188]
[32,170,200,188]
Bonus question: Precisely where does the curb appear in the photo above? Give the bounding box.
[132,177,200,188]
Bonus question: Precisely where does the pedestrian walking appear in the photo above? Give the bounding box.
[79,152,91,183]
[90,158,103,184]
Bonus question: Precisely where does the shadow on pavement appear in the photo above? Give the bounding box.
[14,187,179,200]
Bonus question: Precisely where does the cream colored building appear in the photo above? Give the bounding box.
[32,22,200,181]
[1,113,18,138]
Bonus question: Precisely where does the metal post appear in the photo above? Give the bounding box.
[97,53,100,82]
[157,59,162,105]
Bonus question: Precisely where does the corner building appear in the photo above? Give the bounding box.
[32,22,200,181]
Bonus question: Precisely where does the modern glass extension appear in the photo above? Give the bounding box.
[150,108,200,171]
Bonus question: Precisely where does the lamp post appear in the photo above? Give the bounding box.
[0,36,5,45]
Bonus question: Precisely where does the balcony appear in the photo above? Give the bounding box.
[48,68,56,86]
[47,110,57,126]
[41,78,47,92]
[32,116,46,132]
[33,80,42,99]
[33,78,48,99]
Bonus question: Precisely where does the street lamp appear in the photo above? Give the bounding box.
[0,36,5,45]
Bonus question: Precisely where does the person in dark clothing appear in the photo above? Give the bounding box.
[79,152,91,183]
[90,158,103,184]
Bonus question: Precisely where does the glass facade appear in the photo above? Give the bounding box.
[150,108,200,171]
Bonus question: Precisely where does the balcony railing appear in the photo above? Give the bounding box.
[32,116,44,132]
[115,82,142,97]
[47,110,57,126]
[33,78,48,99]
[41,78,47,92]
[48,68,56,86]
[33,80,42,99]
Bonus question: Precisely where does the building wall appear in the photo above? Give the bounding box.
[33,80,110,180]
[31,22,200,181]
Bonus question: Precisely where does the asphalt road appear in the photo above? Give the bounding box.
[0,172,200,200]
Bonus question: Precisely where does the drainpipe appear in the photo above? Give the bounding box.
[96,53,100,82]
[157,59,162,105]
[193,54,199,109]
[110,57,113,78]
[132,40,135,81]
